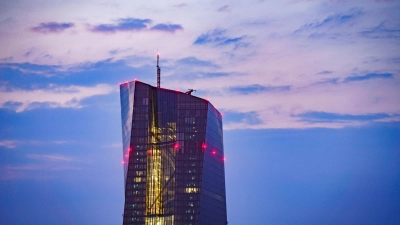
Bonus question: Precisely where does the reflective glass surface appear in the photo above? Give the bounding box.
[120,81,227,225]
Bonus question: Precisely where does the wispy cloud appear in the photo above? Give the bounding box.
[31,22,74,33]
[0,84,116,112]
[375,0,395,2]
[0,139,76,149]
[317,71,333,75]
[296,8,363,32]
[360,21,400,39]
[0,62,65,77]
[0,164,81,180]
[194,29,224,45]
[0,153,79,180]
[90,18,151,33]
[294,8,364,39]
[0,140,19,149]
[176,57,219,68]
[185,71,400,129]
[217,5,230,12]
[229,84,291,94]
[295,111,394,124]
[343,73,393,82]
[194,29,247,47]
[223,111,262,125]
[150,23,183,32]
[27,154,73,162]
[101,143,123,149]
[173,3,187,7]
[89,18,184,33]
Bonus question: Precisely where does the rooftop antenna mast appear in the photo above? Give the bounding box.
[157,53,160,88]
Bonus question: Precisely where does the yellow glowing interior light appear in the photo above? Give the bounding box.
[185,187,199,193]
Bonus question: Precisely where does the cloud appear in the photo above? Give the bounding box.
[0,139,77,149]
[194,29,225,45]
[90,18,151,33]
[315,78,340,85]
[31,22,74,33]
[176,70,400,129]
[317,71,333,75]
[217,5,230,12]
[294,8,363,38]
[0,84,116,112]
[89,18,184,34]
[101,143,122,149]
[221,36,245,45]
[343,73,393,82]
[27,154,73,162]
[229,84,291,94]
[0,140,19,149]
[360,21,400,39]
[150,23,183,32]
[194,29,247,47]
[176,57,218,68]
[0,57,13,62]
[223,111,262,125]
[295,111,393,124]
[109,48,132,55]
[174,3,187,7]
[0,62,65,77]
[0,164,81,180]
[0,1,398,131]
[299,8,362,30]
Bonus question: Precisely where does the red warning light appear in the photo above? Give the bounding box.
[174,143,179,149]
[129,147,132,152]
[202,143,207,149]
[119,83,122,86]
[222,157,226,161]
[122,161,125,164]
[134,78,137,82]
[212,150,216,155]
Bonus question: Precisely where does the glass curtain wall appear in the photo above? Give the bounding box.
[120,81,227,225]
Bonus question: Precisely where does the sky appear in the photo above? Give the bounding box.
[0,0,399,224]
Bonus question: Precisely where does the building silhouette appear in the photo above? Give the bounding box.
[120,80,227,225]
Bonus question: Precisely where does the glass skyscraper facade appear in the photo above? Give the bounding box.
[120,81,227,225]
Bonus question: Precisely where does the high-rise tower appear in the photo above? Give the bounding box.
[120,80,227,225]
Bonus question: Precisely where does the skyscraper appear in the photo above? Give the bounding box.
[120,80,227,225]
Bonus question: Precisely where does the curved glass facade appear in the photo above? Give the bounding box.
[120,81,227,225]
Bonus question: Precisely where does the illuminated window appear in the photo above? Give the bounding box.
[185,188,199,193]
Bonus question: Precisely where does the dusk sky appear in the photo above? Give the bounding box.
[1,0,399,224]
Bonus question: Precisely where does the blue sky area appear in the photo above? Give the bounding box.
[0,1,399,224]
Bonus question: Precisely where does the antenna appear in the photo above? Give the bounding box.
[157,53,160,88]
